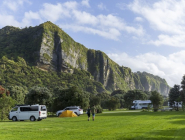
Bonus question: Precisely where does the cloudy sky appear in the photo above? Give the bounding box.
[1,0,185,87]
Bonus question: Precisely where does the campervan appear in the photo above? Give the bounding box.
[168,101,182,108]
[9,104,47,121]
[131,100,152,109]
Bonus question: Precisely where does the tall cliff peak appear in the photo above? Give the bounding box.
[0,21,170,95]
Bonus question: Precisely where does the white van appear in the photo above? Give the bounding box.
[9,104,47,121]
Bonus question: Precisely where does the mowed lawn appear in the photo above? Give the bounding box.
[1,111,185,140]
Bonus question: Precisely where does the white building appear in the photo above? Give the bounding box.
[131,100,152,109]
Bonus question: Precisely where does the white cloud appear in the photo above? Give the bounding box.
[98,3,106,10]
[0,1,145,41]
[108,51,185,87]
[116,2,127,10]
[72,10,98,25]
[149,34,185,47]
[63,1,78,9]
[22,11,42,25]
[135,17,143,22]
[81,0,90,8]
[128,0,185,47]
[3,0,31,11]
[0,14,20,27]
[39,3,71,23]
[0,0,33,27]
[34,2,145,40]
[61,24,121,41]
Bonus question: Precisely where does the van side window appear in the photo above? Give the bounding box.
[30,106,38,111]
[11,107,18,112]
[41,106,46,111]
[20,107,30,111]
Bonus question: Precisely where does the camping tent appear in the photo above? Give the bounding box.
[59,110,77,117]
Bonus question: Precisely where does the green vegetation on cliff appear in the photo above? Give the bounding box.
[0,21,170,95]
[0,25,43,65]
[0,56,105,94]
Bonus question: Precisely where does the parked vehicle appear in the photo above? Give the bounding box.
[56,106,83,116]
[131,100,152,109]
[9,104,47,121]
[168,101,182,108]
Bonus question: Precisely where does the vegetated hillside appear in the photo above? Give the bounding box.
[0,21,170,95]
[0,57,105,93]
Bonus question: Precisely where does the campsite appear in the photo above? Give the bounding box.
[1,0,185,140]
[1,110,185,140]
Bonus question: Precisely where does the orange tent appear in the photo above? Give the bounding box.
[59,110,77,117]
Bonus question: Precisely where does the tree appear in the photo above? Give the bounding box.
[169,85,180,111]
[112,94,125,108]
[149,91,163,112]
[89,95,103,113]
[180,90,185,111]
[7,86,28,104]
[111,90,126,96]
[105,97,120,111]
[0,86,15,121]
[124,90,147,109]
[163,95,169,106]
[181,76,185,111]
[0,85,10,97]
[90,96,101,107]
[97,92,111,108]
[25,86,52,106]
[111,90,125,108]
[181,75,185,91]
[52,86,90,112]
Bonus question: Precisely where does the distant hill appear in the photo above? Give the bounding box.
[0,21,170,95]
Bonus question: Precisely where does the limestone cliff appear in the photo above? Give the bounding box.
[0,21,170,95]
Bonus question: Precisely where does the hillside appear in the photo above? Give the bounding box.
[0,21,170,95]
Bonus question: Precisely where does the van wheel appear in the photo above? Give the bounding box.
[30,116,35,121]
[12,116,17,121]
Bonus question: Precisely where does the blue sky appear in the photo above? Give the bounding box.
[1,0,185,87]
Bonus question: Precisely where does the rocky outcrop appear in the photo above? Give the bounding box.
[134,72,170,96]
[0,21,170,95]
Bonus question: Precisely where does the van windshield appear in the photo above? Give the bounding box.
[41,106,47,111]
[11,107,18,112]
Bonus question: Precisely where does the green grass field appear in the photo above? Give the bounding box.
[1,110,185,140]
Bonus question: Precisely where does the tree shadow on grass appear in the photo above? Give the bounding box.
[0,121,36,123]
[168,120,185,125]
[99,111,185,117]
[146,128,185,140]
[0,121,12,122]
[121,137,183,140]
[118,128,185,140]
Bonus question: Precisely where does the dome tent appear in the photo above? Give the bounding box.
[59,110,77,117]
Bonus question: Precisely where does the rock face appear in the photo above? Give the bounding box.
[133,72,170,96]
[0,21,170,95]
